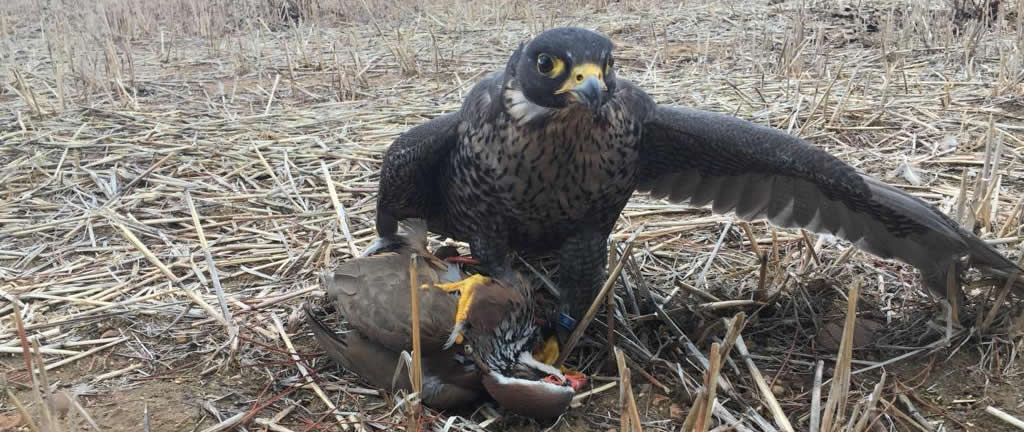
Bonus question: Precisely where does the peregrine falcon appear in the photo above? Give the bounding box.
[371,27,1022,333]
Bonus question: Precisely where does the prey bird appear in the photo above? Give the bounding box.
[370,27,1022,336]
[307,221,578,418]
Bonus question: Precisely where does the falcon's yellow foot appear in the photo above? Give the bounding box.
[435,274,492,344]
[532,336,583,375]
[533,335,561,365]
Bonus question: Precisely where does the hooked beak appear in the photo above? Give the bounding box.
[554,62,607,113]
[570,76,605,112]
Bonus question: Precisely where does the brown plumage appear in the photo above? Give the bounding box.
[371,27,1022,332]
[306,221,574,418]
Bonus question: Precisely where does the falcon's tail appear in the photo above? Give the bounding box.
[963,233,1024,295]
[855,176,1023,298]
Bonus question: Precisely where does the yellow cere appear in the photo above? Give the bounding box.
[554,62,605,94]
[434,274,492,344]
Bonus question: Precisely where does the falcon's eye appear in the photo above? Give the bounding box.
[536,53,562,77]
[537,54,554,74]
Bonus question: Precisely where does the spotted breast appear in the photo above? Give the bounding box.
[443,79,646,252]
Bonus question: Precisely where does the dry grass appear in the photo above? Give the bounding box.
[2,0,1024,430]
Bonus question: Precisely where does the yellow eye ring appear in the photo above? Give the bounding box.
[536,53,564,78]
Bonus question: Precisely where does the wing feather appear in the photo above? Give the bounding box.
[375,111,462,237]
[711,175,746,215]
[636,104,1022,296]
[736,175,773,220]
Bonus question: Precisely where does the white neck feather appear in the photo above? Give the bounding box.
[518,351,564,381]
[503,87,550,125]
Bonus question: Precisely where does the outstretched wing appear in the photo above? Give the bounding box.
[636,105,1021,295]
[376,111,461,237]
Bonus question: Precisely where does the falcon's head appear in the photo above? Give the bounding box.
[507,27,616,114]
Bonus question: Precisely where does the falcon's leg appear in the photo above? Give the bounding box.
[434,234,510,347]
[435,274,493,347]
[361,237,401,257]
[363,210,401,257]
[555,232,609,341]
[468,234,511,278]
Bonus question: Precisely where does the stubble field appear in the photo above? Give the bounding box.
[1,0,1023,431]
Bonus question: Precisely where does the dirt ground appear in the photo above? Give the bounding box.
[2,0,1023,431]
[3,324,1023,431]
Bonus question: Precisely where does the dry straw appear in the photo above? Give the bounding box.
[1,0,1021,430]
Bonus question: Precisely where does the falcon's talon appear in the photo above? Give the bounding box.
[443,320,468,349]
[435,274,493,343]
